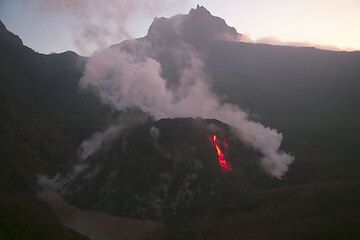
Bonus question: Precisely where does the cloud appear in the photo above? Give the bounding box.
[78,111,149,160]
[240,34,352,51]
[55,111,150,188]
[77,124,124,160]
[150,126,161,141]
[80,35,294,178]
[37,0,189,54]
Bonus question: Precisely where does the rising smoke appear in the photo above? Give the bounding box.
[58,111,150,184]
[37,0,189,54]
[79,10,294,178]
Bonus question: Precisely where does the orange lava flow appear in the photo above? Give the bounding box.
[211,134,232,172]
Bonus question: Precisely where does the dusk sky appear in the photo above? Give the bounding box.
[1,0,359,55]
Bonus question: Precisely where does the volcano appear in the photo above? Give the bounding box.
[0,4,359,240]
[58,117,271,219]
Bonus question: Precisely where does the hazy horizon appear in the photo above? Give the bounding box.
[1,0,359,55]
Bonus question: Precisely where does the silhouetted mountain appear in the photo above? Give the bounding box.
[0,6,359,240]
[0,21,107,240]
[0,20,23,45]
[146,5,239,50]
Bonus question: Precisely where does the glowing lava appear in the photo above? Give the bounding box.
[210,134,232,172]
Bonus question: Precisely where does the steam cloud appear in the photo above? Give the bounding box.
[80,26,294,178]
[78,124,123,160]
[240,34,348,51]
[59,112,150,184]
[38,0,189,54]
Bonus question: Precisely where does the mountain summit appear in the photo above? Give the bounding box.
[146,5,240,49]
[0,6,359,240]
[0,20,23,45]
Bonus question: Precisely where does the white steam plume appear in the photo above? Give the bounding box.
[37,0,190,54]
[80,39,294,178]
[57,112,149,189]
[78,111,149,160]
[78,124,124,160]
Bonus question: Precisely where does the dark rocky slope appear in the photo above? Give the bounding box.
[0,20,108,240]
[59,118,272,219]
[0,5,359,239]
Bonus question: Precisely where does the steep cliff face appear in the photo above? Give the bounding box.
[115,5,242,89]
[0,20,107,240]
[0,20,23,45]
[146,5,240,50]
[1,5,360,239]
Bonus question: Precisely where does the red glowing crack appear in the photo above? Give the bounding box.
[211,134,232,172]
